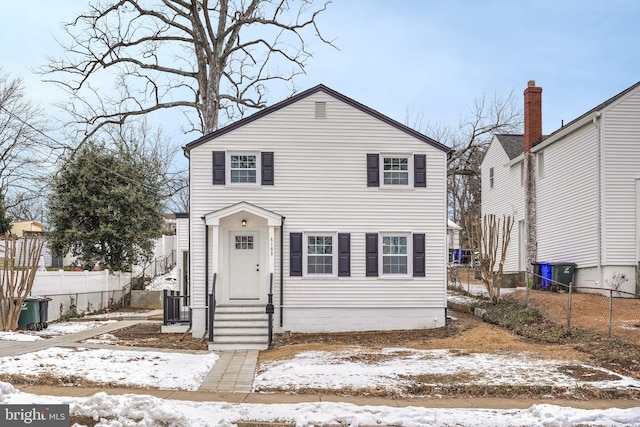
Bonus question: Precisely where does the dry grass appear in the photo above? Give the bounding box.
[261,311,589,364]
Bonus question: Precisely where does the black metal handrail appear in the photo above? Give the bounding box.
[266,272,274,349]
[207,272,217,343]
[162,289,191,325]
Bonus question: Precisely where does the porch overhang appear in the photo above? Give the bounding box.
[203,201,283,226]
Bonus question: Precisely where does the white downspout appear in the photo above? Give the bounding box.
[593,112,603,286]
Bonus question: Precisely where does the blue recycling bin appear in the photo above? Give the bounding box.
[531,262,552,289]
[540,263,552,289]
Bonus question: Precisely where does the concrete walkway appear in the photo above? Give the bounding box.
[13,384,640,410]
[199,350,259,393]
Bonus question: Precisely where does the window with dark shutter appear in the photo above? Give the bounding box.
[414,154,426,187]
[413,233,426,277]
[338,233,350,277]
[261,152,274,185]
[367,154,379,187]
[290,232,303,276]
[365,233,378,276]
[212,151,226,185]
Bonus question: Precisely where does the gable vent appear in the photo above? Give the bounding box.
[315,101,327,118]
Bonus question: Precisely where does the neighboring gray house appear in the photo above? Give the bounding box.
[481,80,640,293]
[177,84,452,350]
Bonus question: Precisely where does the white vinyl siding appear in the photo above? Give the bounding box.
[189,90,448,315]
[480,136,525,273]
[536,123,600,267]
[601,89,640,265]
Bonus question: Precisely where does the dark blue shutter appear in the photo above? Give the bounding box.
[413,233,426,277]
[261,152,274,185]
[338,233,350,277]
[212,151,225,185]
[365,233,378,277]
[290,232,303,276]
[414,154,426,187]
[367,154,379,187]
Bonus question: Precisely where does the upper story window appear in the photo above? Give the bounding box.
[230,154,258,184]
[383,157,410,186]
[212,151,274,186]
[367,153,426,188]
[489,167,494,188]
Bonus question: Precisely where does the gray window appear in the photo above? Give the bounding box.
[307,235,333,274]
[230,155,257,183]
[382,236,408,274]
[383,157,409,185]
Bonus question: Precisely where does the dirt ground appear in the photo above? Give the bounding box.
[105,312,586,363]
[107,323,208,351]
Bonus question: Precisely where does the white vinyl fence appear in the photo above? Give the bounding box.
[30,270,134,324]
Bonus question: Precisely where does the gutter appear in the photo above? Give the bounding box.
[593,112,604,286]
[280,216,285,327]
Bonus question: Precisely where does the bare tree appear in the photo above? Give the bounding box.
[471,214,514,304]
[41,0,335,145]
[0,71,53,222]
[407,91,522,250]
[0,233,45,331]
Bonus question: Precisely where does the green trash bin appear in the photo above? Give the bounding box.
[552,262,577,287]
[18,297,41,331]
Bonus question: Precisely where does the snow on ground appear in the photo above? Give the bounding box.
[1,383,639,427]
[145,266,178,291]
[0,347,218,391]
[0,320,117,342]
[254,348,640,394]
[83,311,152,319]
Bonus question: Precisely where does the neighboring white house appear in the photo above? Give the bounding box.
[447,219,462,262]
[180,84,452,350]
[481,80,640,294]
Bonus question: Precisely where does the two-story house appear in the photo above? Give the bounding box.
[481,80,640,294]
[176,84,452,350]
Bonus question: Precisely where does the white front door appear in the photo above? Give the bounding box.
[228,231,261,300]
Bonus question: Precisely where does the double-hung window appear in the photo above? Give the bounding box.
[305,234,335,275]
[382,156,410,186]
[381,235,409,275]
[230,154,258,184]
[367,153,425,188]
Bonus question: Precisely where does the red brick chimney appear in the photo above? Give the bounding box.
[524,80,542,152]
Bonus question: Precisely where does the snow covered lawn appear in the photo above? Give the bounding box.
[255,348,640,396]
[0,347,218,391]
[1,383,640,427]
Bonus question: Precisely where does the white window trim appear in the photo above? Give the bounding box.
[226,151,261,185]
[489,167,494,188]
[303,232,338,277]
[380,153,413,188]
[379,232,412,277]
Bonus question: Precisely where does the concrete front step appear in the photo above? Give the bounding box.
[211,304,270,350]
[209,341,269,351]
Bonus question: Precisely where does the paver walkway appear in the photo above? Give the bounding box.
[199,350,259,393]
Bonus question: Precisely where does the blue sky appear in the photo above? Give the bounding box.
[2,0,639,150]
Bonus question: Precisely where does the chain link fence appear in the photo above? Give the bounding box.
[511,272,640,344]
